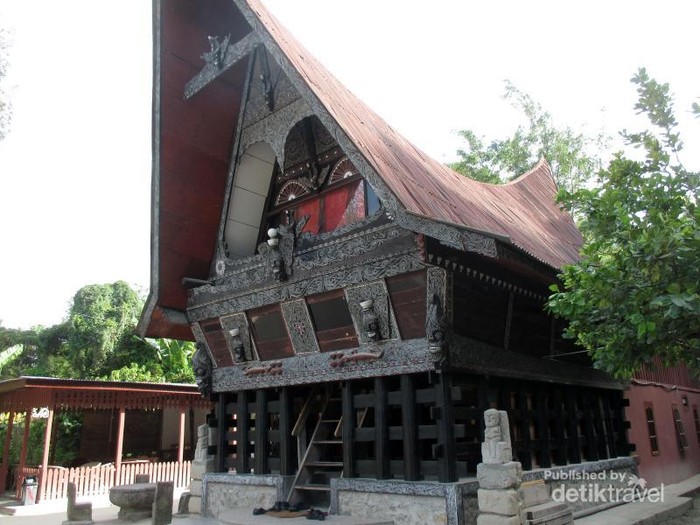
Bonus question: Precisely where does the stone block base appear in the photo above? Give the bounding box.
[478,488,521,517]
[477,461,522,490]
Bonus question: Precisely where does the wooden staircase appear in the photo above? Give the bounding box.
[288,385,345,506]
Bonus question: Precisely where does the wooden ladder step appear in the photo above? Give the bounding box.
[305,461,343,468]
[314,439,342,445]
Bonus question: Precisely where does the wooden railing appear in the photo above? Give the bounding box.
[37,461,191,502]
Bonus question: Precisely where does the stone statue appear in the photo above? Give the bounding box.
[192,343,212,397]
[481,409,513,464]
[194,424,210,463]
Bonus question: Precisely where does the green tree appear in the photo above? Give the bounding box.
[66,281,157,378]
[548,68,700,378]
[150,339,196,383]
[451,81,606,191]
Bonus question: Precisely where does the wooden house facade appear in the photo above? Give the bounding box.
[138,0,631,520]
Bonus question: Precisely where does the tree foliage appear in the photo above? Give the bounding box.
[450,81,606,192]
[548,68,700,378]
[0,282,195,383]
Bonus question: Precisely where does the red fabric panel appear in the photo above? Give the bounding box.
[323,180,364,233]
[295,199,321,235]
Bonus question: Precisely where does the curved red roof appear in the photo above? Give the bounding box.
[244,0,582,269]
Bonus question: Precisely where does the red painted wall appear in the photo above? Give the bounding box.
[626,382,700,486]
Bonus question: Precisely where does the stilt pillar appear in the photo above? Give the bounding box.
[0,412,15,492]
[114,407,126,485]
[38,405,55,502]
[177,407,186,463]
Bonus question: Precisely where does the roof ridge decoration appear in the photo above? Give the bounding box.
[231,0,582,270]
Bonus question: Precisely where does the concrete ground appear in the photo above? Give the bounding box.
[576,474,700,525]
[0,474,698,525]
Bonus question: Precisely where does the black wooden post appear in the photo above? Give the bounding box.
[374,377,390,479]
[581,392,599,461]
[279,387,294,476]
[551,387,567,465]
[237,390,250,473]
[565,388,582,464]
[254,389,269,474]
[401,374,419,481]
[517,390,532,470]
[535,385,551,468]
[436,372,456,482]
[215,393,228,472]
[342,381,356,478]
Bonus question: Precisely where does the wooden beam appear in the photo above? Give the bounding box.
[114,407,126,485]
[374,377,390,479]
[254,390,268,474]
[279,387,293,476]
[342,381,356,478]
[184,33,260,99]
[38,405,55,502]
[0,412,14,492]
[236,391,250,473]
[401,375,419,481]
[177,408,186,463]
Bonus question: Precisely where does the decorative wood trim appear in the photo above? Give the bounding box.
[184,33,260,99]
[211,339,435,392]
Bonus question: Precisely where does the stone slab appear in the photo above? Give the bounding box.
[153,482,174,525]
[524,501,570,520]
[477,462,522,490]
[478,489,520,517]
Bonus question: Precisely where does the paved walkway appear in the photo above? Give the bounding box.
[0,474,698,525]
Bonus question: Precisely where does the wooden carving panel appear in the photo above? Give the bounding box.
[200,319,235,367]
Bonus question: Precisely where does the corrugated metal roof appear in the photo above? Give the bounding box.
[244,0,582,269]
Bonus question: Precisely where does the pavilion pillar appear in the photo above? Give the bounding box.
[0,411,15,492]
[15,410,31,498]
[177,407,186,463]
[38,405,55,502]
[114,407,126,485]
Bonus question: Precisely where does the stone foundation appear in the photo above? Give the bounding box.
[331,478,478,525]
[202,473,292,518]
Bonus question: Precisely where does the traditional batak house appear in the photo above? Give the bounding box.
[138,1,635,522]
